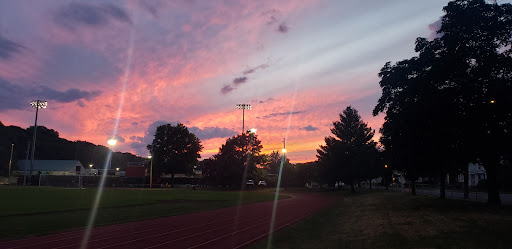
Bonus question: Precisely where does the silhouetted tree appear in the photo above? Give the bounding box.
[317,106,377,192]
[373,0,512,204]
[147,123,203,185]
[203,131,262,187]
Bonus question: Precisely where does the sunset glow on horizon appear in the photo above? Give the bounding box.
[0,0,456,163]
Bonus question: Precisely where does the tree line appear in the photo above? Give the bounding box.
[318,0,512,205]
[0,121,145,177]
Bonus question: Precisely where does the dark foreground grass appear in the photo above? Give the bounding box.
[250,190,512,249]
[0,186,282,240]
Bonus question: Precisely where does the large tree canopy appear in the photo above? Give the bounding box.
[373,0,512,204]
[202,131,263,187]
[147,123,203,180]
[317,106,377,192]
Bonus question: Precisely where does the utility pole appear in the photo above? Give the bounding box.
[8,143,14,184]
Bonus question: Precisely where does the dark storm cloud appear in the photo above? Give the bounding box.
[221,85,234,95]
[301,125,319,132]
[242,63,269,75]
[0,34,24,60]
[54,2,132,30]
[0,78,102,111]
[232,77,248,85]
[263,111,305,119]
[188,126,237,140]
[277,22,289,33]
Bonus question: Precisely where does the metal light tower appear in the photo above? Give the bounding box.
[26,100,47,186]
[236,104,251,134]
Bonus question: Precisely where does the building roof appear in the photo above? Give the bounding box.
[17,160,83,172]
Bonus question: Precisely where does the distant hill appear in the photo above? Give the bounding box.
[0,121,145,176]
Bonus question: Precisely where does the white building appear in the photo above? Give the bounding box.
[16,160,86,175]
[457,163,487,186]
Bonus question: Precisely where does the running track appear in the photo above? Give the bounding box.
[0,193,338,249]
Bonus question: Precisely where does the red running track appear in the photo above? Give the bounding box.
[0,193,338,249]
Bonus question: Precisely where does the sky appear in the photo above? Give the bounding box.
[0,0,454,163]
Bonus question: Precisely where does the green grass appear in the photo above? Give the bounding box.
[0,186,283,240]
[250,190,512,249]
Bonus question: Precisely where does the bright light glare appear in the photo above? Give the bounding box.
[107,139,117,146]
[116,168,120,171]
[89,164,93,168]
[385,165,388,168]
[148,155,152,159]
[250,128,257,134]
[282,148,287,153]
[490,100,495,104]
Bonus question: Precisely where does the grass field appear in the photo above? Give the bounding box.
[0,186,282,240]
[251,190,512,249]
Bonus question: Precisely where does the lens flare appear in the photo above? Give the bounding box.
[267,86,297,249]
[80,27,135,249]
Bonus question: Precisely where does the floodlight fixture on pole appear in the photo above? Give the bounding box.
[25,100,47,186]
[107,138,117,170]
[236,104,252,134]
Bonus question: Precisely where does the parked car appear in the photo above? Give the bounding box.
[258,181,267,187]
[246,180,254,186]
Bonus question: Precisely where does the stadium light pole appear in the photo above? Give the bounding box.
[107,138,117,171]
[148,154,153,189]
[236,104,252,134]
[25,100,47,186]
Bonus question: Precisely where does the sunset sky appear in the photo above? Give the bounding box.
[0,0,458,163]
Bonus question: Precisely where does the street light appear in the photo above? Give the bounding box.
[107,138,117,170]
[236,104,252,134]
[148,154,154,189]
[89,164,93,168]
[250,128,257,134]
[24,100,47,186]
